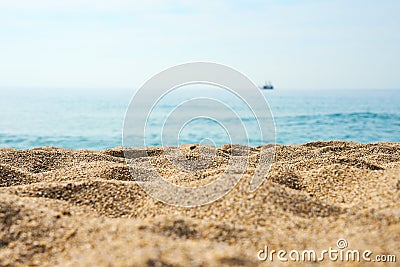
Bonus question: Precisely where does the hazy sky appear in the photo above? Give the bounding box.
[1,0,399,90]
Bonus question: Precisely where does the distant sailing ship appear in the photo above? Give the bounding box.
[261,81,274,90]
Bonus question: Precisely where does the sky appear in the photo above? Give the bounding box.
[0,0,399,90]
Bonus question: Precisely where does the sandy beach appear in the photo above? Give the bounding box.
[0,141,399,266]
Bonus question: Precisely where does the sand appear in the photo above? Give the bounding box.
[0,141,399,266]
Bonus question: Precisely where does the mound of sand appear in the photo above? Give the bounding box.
[0,141,399,266]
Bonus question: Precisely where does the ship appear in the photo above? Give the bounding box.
[261,81,274,90]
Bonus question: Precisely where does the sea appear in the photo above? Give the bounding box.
[1,88,399,150]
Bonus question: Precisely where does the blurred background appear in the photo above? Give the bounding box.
[1,0,399,149]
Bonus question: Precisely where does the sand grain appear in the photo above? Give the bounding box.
[0,141,399,266]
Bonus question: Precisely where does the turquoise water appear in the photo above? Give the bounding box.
[1,88,399,150]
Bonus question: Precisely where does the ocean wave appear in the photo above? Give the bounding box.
[277,112,400,121]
